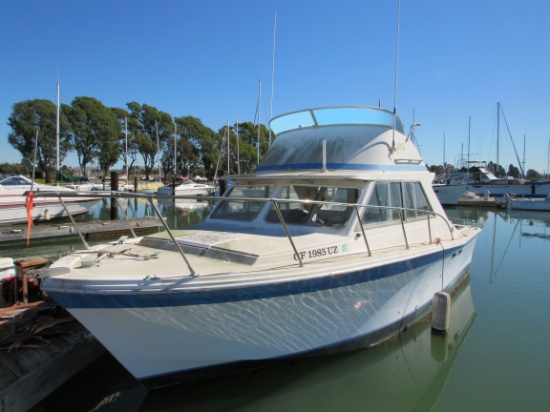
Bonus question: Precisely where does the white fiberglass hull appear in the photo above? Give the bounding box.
[432,184,468,206]
[509,198,550,211]
[45,235,477,385]
[469,182,550,197]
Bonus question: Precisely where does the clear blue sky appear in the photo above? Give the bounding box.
[2,0,550,174]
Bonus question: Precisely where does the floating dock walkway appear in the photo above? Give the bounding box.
[0,217,163,247]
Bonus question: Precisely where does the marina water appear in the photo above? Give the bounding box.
[10,202,549,411]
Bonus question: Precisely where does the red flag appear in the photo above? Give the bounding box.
[26,191,34,246]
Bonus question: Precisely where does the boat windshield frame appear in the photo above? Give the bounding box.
[269,106,405,136]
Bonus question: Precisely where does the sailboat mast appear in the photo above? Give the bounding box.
[56,82,60,184]
[155,120,160,180]
[236,120,240,175]
[522,134,526,179]
[443,132,446,170]
[496,102,500,177]
[257,79,261,165]
[227,120,230,175]
[467,116,471,180]
[125,117,128,177]
[173,122,177,177]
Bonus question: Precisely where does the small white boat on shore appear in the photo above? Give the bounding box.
[0,175,100,225]
[40,105,481,387]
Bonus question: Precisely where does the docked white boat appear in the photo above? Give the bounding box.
[157,180,214,196]
[442,161,550,199]
[91,182,134,192]
[40,106,481,387]
[0,175,100,224]
[508,193,550,211]
[433,183,468,206]
[469,177,550,198]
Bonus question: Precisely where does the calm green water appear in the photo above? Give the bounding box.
[23,206,550,411]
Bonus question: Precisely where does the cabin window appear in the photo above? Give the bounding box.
[266,185,359,227]
[361,181,432,226]
[210,185,273,221]
[361,182,402,225]
[402,182,431,220]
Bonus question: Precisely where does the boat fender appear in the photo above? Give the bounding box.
[432,291,451,332]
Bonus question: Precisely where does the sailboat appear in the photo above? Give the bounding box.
[467,103,550,198]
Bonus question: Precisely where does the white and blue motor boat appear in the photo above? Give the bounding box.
[40,106,481,386]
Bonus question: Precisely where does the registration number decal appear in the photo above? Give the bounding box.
[293,245,345,261]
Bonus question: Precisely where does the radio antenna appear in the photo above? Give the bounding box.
[391,0,401,152]
[268,10,276,147]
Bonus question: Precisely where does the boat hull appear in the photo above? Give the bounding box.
[509,198,550,211]
[46,236,477,386]
[469,181,550,197]
[433,184,468,206]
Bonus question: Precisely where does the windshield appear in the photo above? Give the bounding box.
[266,185,359,228]
[210,185,273,221]
[0,176,32,186]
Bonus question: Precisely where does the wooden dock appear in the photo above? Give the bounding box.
[0,217,163,246]
[0,301,105,412]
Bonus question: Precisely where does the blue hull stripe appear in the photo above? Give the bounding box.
[48,246,462,310]
[256,163,426,172]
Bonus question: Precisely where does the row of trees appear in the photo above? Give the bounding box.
[7,97,273,183]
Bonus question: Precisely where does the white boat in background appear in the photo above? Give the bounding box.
[63,182,102,192]
[157,179,214,196]
[468,177,550,198]
[508,193,550,211]
[91,182,134,192]
[433,183,468,206]
[0,175,100,225]
[40,106,481,387]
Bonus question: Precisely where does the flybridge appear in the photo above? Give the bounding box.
[260,106,421,173]
[269,106,405,136]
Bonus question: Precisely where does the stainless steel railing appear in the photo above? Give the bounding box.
[32,191,456,275]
